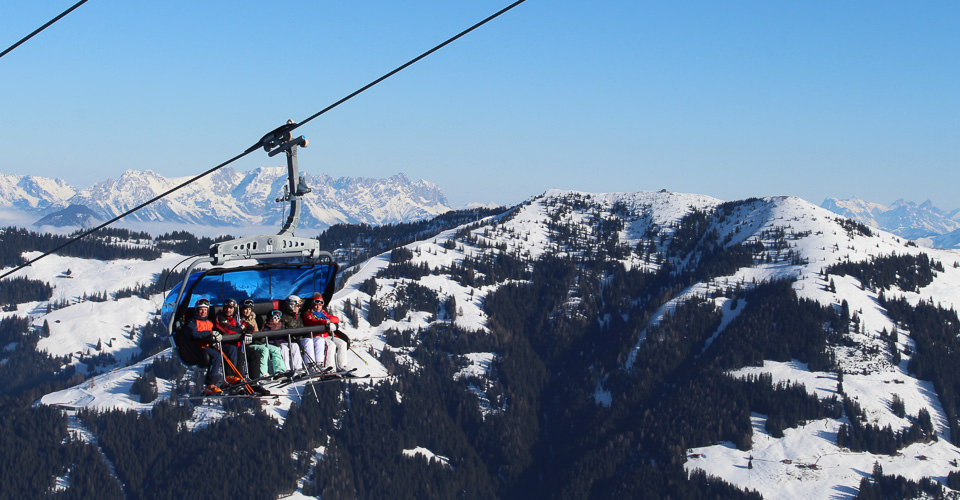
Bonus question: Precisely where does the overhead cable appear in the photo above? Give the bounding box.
[291,0,528,134]
[0,0,90,60]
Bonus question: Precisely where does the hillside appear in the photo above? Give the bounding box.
[3,191,960,498]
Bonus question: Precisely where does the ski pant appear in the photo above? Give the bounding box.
[248,343,286,378]
[276,341,304,371]
[202,343,243,386]
[299,336,327,367]
[323,335,348,371]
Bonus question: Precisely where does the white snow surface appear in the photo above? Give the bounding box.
[402,446,453,470]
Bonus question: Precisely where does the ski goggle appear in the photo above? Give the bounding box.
[270,310,282,318]
[195,299,210,308]
[241,300,254,308]
[312,298,324,305]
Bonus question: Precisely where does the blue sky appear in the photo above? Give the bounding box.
[1,1,957,209]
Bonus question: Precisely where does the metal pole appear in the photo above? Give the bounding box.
[217,341,227,386]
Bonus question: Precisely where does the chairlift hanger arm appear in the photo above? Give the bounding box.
[245,120,299,155]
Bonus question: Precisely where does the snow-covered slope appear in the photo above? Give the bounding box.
[668,196,960,498]
[364,190,960,497]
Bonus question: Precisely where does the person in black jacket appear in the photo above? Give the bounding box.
[183,298,227,395]
[275,297,305,371]
[212,298,252,382]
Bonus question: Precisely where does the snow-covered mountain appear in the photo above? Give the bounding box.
[822,197,960,248]
[9,189,960,497]
[0,169,451,230]
[0,173,77,211]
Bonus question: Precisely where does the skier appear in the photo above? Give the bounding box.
[184,298,229,395]
[302,292,348,372]
[212,298,253,381]
[264,307,303,371]
[297,294,328,369]
[241,300,286,378]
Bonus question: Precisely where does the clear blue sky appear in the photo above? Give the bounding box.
[1,1,957,209]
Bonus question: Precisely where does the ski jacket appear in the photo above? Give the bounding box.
[261,320,286,345]
[302,309,340,337]
[240,310,259,332]
[185,317,215,347]
[280,311,303,331]
[214,312,250,347]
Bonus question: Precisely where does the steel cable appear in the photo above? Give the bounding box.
[0,0,90,60]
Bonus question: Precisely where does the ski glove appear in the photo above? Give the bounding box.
[243,333,253,345]
[210,332,222,343]
[328,323,338,333]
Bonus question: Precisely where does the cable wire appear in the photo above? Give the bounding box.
[0,0,529,281]
[293,0,528,133]
[0,0,90,60]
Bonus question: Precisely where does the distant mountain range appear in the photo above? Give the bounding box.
[0,168,452,230]
[821,197,960,248]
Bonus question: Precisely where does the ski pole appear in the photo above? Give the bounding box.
[239,333,250,378]
[349,346,370,367]
[241,343,250,378]
[235,312,251,378]
[287,333,298,373]
[216,339,227,386]
[287,336,303,401]
[301,341,317,374]
[222,351,255,395]
[306,377,320,405]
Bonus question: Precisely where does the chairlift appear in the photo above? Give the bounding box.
[160,122,338,368]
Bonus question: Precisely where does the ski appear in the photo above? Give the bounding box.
[274,365,334,387]
[279,367,360,386]
[308,367,364,383]
[182,392,296,403]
